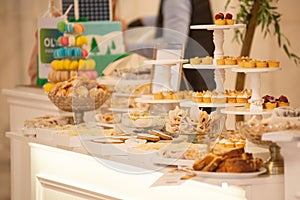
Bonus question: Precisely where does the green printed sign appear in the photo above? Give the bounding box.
[39,29,63,63]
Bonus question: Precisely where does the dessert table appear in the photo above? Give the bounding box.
[3,87,285,200]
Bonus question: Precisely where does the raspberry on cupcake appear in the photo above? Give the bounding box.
[262,95,277,109]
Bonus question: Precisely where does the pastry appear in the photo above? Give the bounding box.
[256,60,268,68]
[276,95,290,107]
[214,13,226,25]
[225,13,235,25]
[190,57,201,65]
[192,91,203,103]
[201,56,213,65]
[267,60,280,68]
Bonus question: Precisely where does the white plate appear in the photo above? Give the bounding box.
[183,64,237,69]
[194,167,267,179]
[144,59,188,65]
[97,123,115,128]
[190,24,246,30]
[153,157,194,167]
[232,67,280,73]
[135,98,180,104]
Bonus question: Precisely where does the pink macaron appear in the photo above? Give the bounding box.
[81,49,89,58]
[60,36,69,46]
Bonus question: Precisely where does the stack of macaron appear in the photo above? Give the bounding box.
[47,21,98,84]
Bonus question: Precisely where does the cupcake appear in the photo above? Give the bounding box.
[190,57,201,65]
[267,60,280,68]
[192,91,203,103]
[256,60,268,68]
[201,56,213,65]
[215,13,226,25]
[202,90,212,103]
[236,90,248,103]
[226,90,237,103]
[211,91,226,104]
[225,13,235,25]
[262,95,277,109]
[277,95,290,107]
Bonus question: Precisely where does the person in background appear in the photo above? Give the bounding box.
[127,0,215,92]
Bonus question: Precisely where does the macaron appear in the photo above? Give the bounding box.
[65,23,74,34]
[51,60,59,70]
[78,70,98,80]
[68,35,76,47]
[86,59,96,70]
[60,36,69,46]
[69,60,78,70]
[53,49,60,58]
[57,21,66,33]
[78,59,86,70]
[73,47,82,58]
[81,49,89,58]
[76,36,88,47]
[73,23,84,34]
[65,48,73,57]
[63,59,71,70]
[59,48,66,58]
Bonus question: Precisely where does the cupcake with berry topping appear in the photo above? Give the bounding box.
[215,13,226,25]
[277,95,290,107]
[225,13,235,25]
[263,95,277,109]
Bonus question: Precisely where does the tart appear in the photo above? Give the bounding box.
[190,57,201,65]
[256,60,268,68]
[236,90,249,103]
[225,57,237,65]
[211,91,226,104]
[262,95,277,109]
[277,95,290,107]
[201,56,213,65]
[267,60,280,68]
[216,58,225,65]
[215,13,226,25]
[244,60,256,68]
[166,91,176,100]
[226,90,237,103]
[225,13,235,25]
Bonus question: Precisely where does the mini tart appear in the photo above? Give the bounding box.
[216,58,225,65]
[190,57,201,65]
[264,102,277,109]
[215,19,226,25]
[226,91,237,103]
[225,19,235,25]
[256,60,268,68]
[267,60,280,68]
[202,91,212,103]
[154,92,164,100]
[238,60,246,68]
[192,92,203,103]
[244,60,256,68]
[224,57,237,65]
[201,56,213,65]
[277,101,290,107]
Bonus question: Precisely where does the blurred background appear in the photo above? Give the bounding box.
[0,0,299,199]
